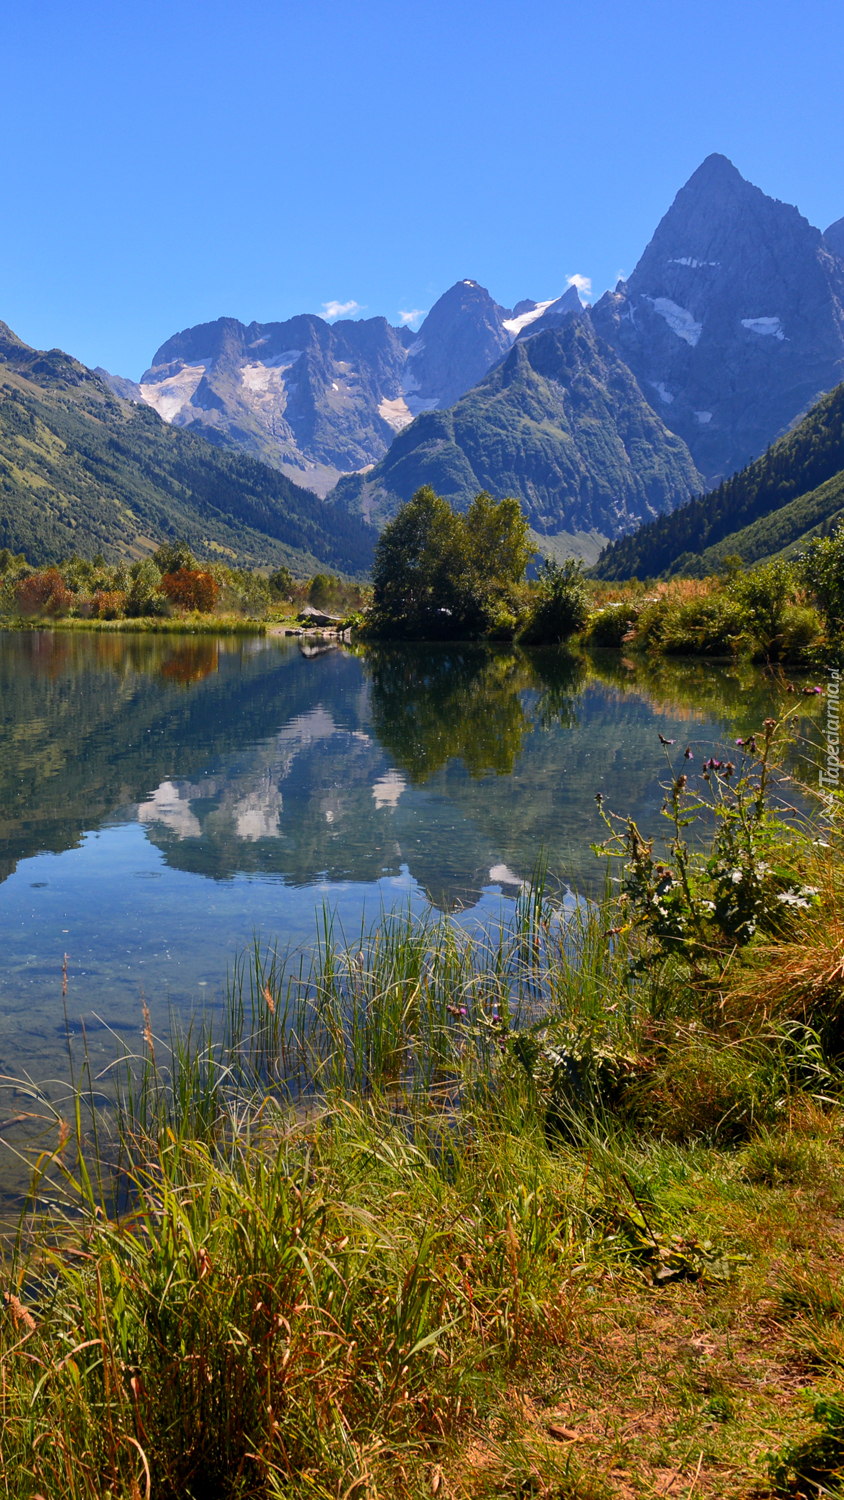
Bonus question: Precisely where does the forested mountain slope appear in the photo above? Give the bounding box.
[592,381,844,579]
[0,322,377,572]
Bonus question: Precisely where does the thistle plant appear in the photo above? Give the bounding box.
[593,714,819,976]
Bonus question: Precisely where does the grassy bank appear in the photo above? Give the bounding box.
[2,613,272,635]
[4,718,844,1497]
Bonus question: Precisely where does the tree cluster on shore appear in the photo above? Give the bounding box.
[366,485,844,661]
[0,543,369,624]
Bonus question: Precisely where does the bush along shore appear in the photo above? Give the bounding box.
[359,486,844,662]
[0,541,369,633]
[6,714,844,1496]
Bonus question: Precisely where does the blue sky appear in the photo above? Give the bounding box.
[2,0,843,379]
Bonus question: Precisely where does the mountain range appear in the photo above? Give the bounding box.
[0,323,377,572]
[99,282,581,498]
[94,153,844,561]
[5,152,844,574]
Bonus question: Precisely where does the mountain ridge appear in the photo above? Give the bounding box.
[0,322,378,572]
[591,380,844,579]
[332,315,703,542]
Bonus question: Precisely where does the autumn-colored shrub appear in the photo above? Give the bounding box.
[91,589,127,619]
[14,569,73,616]
[160,568,219,613]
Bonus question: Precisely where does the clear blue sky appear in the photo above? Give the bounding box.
[2,0,843,379]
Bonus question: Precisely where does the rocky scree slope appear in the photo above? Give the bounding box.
[592,380,844,579]
[0,321,378,572]
[592,153,844,488]
[332,314,703,541]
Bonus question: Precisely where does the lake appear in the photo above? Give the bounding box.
[0,630,822,1084]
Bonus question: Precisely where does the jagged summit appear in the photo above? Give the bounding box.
[592,154,844,484]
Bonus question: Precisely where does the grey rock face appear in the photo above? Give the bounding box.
[133,314,416,496]
[824,217,844,260]
[400,279,513,412]
[592,154,844,486]
[123,283,546,496]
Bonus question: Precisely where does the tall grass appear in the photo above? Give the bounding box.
[3,736,844,1497]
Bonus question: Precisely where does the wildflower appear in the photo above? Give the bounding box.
[684,746,693,760]
[675,774,687,791]
[658,734,675,746]
[595,791,603,805]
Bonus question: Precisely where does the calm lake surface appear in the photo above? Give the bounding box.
[0,630,822,1082]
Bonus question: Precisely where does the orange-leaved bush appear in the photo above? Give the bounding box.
[15,569,73,616]
[160,568,219,613]
[91,590,127,619]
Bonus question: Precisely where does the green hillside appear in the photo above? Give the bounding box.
[0,323,377,574]
[333,318,702,541]
[593,381,844,579]
[687,467,844,574]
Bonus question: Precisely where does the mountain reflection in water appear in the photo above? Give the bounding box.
[0,631,821,908]
[0,630,822,1083]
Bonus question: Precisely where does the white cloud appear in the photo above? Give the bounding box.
[566,273,592,304]
[322,300,362,320]
[398,308,427,327]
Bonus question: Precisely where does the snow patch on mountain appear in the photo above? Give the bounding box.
[378,396,415,433]
[139,364,208,423]
[741,317,785,339]
[502,299,557,338]
[646,298,703,346]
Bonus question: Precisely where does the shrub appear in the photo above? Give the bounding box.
[91,589,127,619]
[14,568,73,616]
[585,601,638,646]
[799,521,844,642]
[519,558,590,644]
[729,558,798,656]
[778,602,823,661]
[160,568,219,613]
[635,588,747,655]
[126,558,166,616]
[268,564,293,600]
[152,539,197,575]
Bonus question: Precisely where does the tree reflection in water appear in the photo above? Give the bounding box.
[362,644,587,783]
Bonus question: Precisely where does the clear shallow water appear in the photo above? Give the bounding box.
[0,630,821,1081]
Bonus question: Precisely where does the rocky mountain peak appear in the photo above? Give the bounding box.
[592,155,844,485]
[401,280,512,413]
